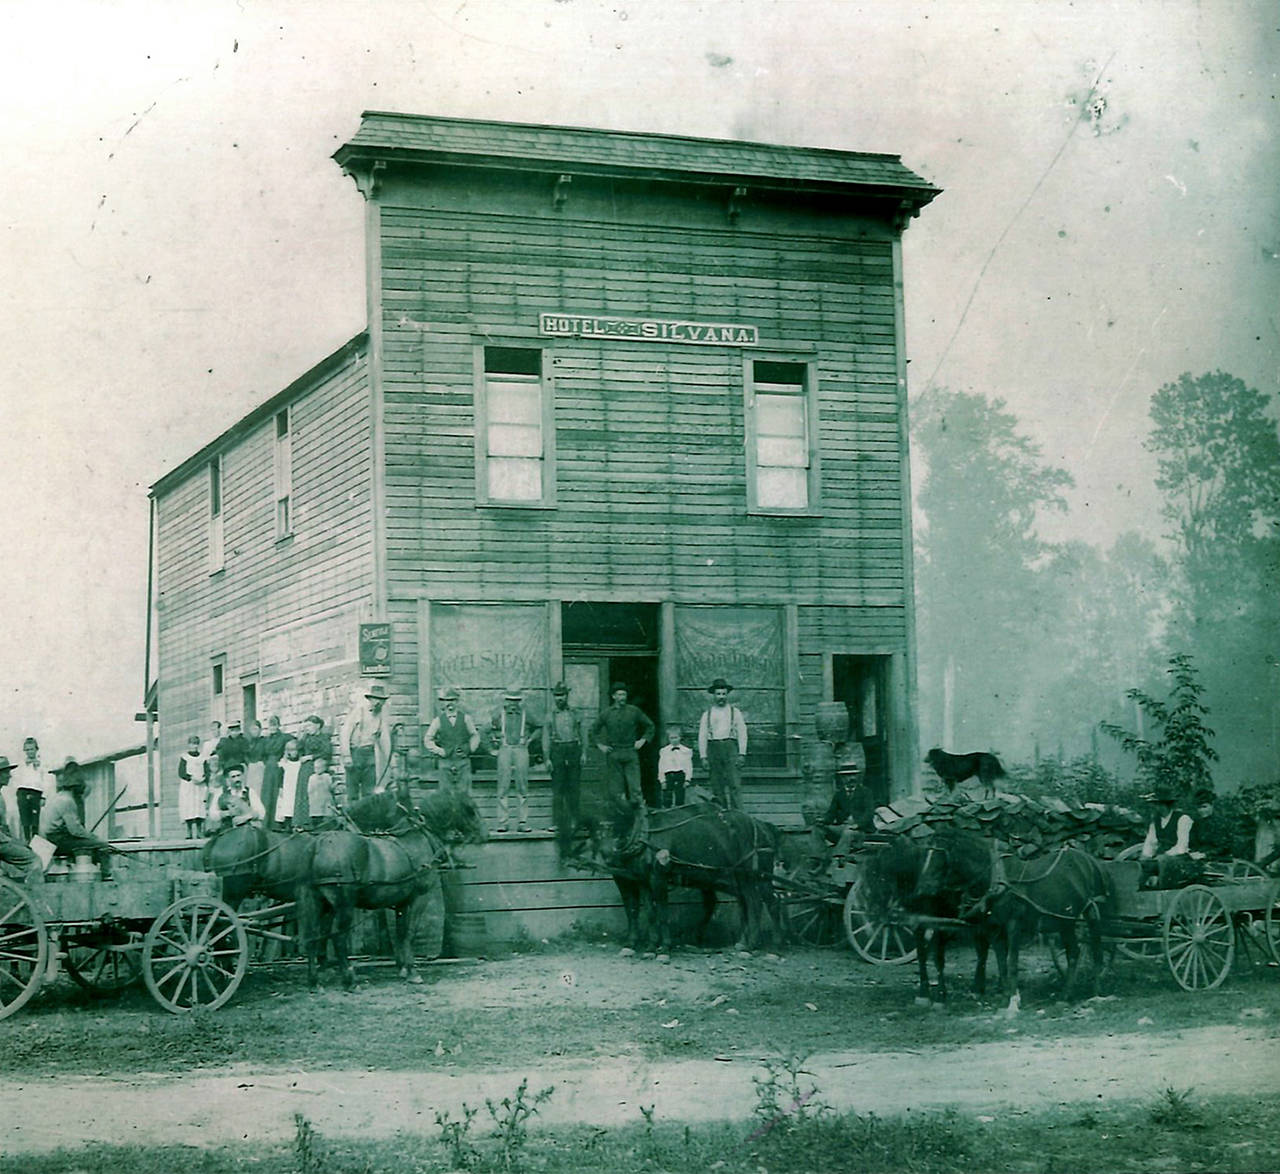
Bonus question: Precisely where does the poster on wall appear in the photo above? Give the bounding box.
[359,622,392,676]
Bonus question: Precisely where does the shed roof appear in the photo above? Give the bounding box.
[333,112,940,210]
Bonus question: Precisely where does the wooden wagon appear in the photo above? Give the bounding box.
[0,864,249,1019]
[777,835,918,965]
[1099,856,1280,991]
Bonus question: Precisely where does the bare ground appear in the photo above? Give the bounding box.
[5,946,1280,1154]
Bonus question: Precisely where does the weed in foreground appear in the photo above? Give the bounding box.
[750,1053,832,1140]
[485,1076,556,1170]
[434,1102,481,1170]
[293,1114,325,1174]
[1149,1085,1205,1130]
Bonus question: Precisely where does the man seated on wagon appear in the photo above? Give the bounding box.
[804,751,876,874]
[1187,786,1236,863]
[39,767,117,880]
[207,764,266,833]
[1139,780,1201,888]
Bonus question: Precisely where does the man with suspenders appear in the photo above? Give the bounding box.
[698,678,748,810]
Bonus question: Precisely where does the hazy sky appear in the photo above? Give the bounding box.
[1,0,1276,761]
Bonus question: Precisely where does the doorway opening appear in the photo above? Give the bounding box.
[832,655,890,805]
[562,602,661,809]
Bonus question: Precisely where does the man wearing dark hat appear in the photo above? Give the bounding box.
[40,765,117,880]
[424,688,481,793]
[215,720,250,773]
[344,682,393,802]
[0,757,39,879]
[543,682,586,853]
[592,683,655,807]
[1188,786,1234,861]
[697,678,748,809]
[1139,779,1199,888]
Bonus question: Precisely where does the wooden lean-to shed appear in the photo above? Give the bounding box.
[148,112,939,945]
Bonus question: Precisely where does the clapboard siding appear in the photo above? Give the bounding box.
[153,349,374,833]
[377,206,907,608]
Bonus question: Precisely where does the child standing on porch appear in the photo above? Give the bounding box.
[656,724,693,808]
[274,737,304,831]
[177,735,208,839]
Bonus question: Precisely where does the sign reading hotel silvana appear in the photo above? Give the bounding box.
[539,312,758,346]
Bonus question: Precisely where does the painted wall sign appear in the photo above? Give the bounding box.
[359,622,392,676]
[539,312,759,347]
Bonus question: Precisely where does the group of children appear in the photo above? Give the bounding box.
[178,717,342,838]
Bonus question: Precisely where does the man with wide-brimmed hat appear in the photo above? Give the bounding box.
[40,761,118,880]
[344,682,393,802]
[697,678,748,809]
[0,756,39,879]
[492,687,539,833]
[1139,778,1199,888]
[543,682,586,854]
[424,687,481,793]
[591,682,656,807]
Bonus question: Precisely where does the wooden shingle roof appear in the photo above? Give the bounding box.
[333,112,940,209]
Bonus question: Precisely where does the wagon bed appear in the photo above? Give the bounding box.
[1099,857,1280,991]
[0,862,249,1020]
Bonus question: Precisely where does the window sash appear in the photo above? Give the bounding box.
[478,355,551,505]
[746,360,818,513]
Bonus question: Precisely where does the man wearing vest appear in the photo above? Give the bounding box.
[543,681,586,857]
[424,688,481,792]
[698,677,748,810]
[494,688,539,834]
[1139,779,1199,888]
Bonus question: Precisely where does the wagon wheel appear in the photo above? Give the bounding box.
[1163,884,1234,991]
[0,877,48,1020]
[64,931,142,995]
[842,878,917,965]
[143,896,248,1013]
[777,867,840,946]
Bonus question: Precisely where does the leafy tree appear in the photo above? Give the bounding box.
[913,389,1072,754]
[1145,371,1280,784]
[1100,653,1217,799]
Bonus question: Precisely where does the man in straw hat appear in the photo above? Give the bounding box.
[592,682,655,808]
[344,682,393,802]
[492,687,538,833]
[424,687,481,793]
[698,678,748,809]
[0,757,39,879]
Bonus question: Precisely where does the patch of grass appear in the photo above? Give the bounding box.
[1148,1085,1205,1130]
[13,1093,1280,1173]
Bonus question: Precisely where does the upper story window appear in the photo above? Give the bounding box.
[745,359,821,514]
[208,456,225,572]
[475,345,555,507]
[274,408,293,539]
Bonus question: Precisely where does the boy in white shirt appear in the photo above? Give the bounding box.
[656,724,694,808]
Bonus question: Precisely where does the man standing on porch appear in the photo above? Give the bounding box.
[344,683,392,802]
[494,688,538,834]
[543,682,586,856]
[698,678,748,809]
[424,688,481,792]
[592,682,656,807]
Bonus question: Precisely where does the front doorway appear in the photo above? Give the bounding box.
[562,603,660,812]
[832,654,890,805]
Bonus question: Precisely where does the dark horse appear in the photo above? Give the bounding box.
[576,801,781,952]
[298,789,486,989]
[915,829,1113,1015]
[860,835,997,1005]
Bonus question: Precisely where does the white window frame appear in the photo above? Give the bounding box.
[474,344,556,509]
[743,356,822,515]
[208,456,225,572]
[274,407,293,540]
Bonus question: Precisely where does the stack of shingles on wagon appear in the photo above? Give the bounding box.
[877,793,1145,858]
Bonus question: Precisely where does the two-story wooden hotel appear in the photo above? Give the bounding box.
[148,113,937,940]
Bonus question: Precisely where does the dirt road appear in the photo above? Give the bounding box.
[5,1025,1275,1153]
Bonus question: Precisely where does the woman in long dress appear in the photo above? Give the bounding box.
[177,735,208,838]
[244,719,265,806]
